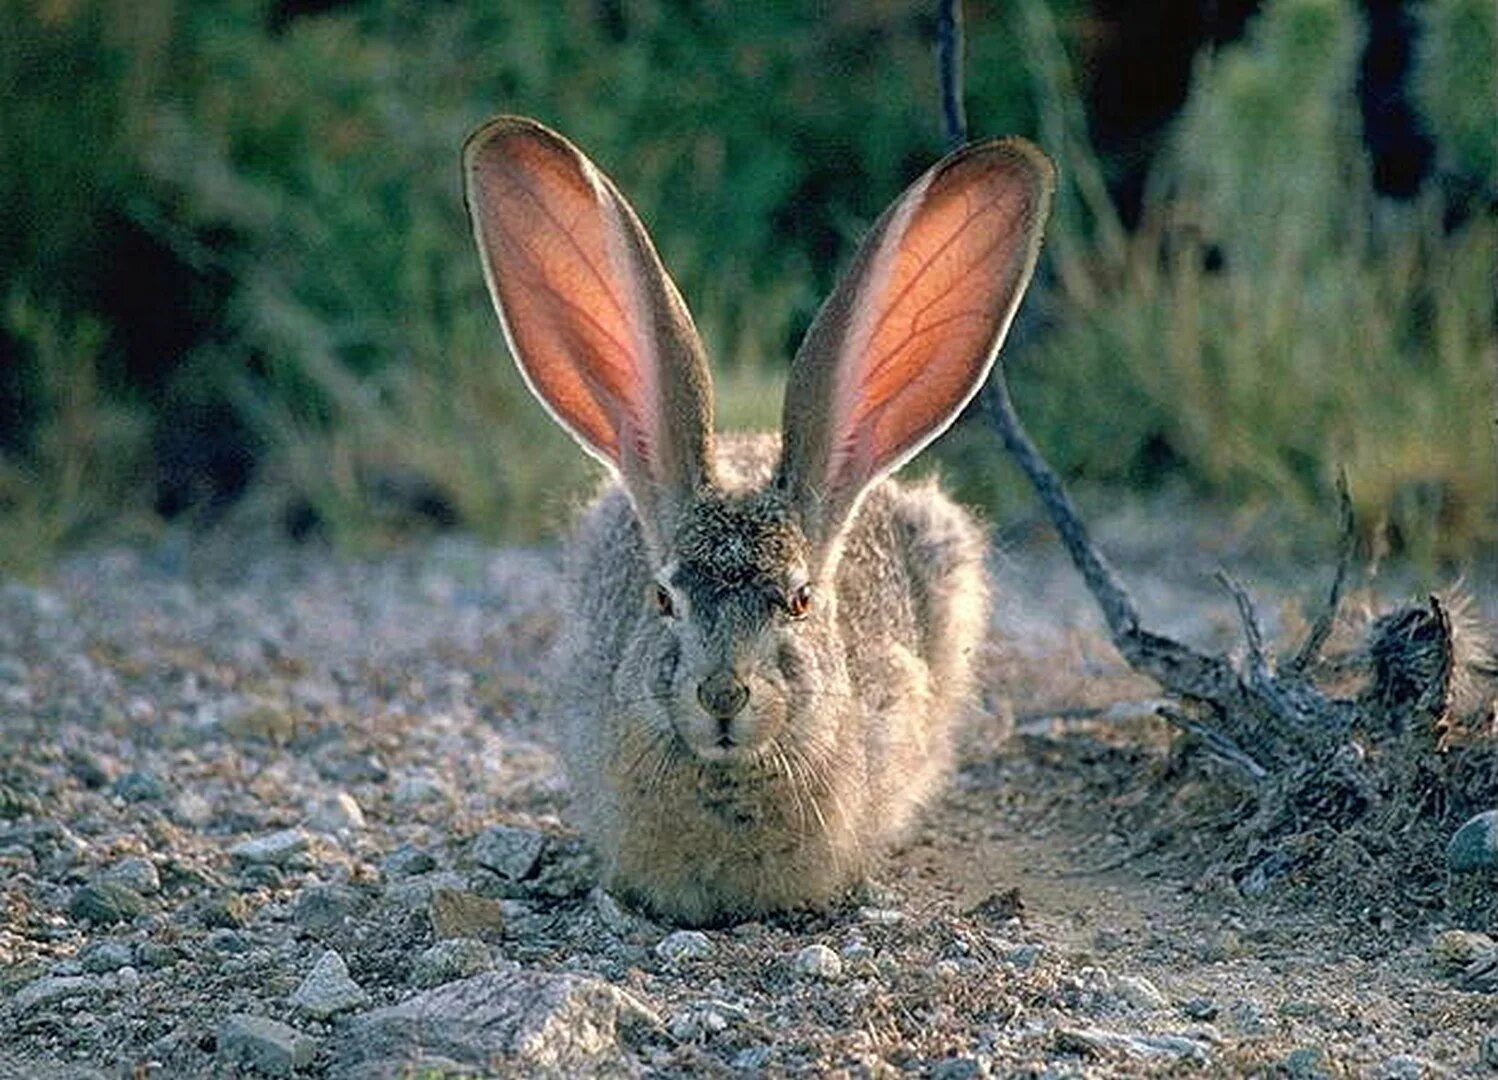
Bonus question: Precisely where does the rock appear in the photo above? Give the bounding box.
[291,949,370,1020]
[336,970,659,1077]
[112,770,166,803]
[429,888,506,941]
[392,772,451,806]
[1181,996,1219,1021]
[293,884,364,935]
[1378,1055,1439,1079]
[655,930,713,963]
[1225,998,1270,1036]
[101,856,161,895]
[667,1003,729,1041]
[199,894,252,929]
[1116,974,1167,1011]
[384,844,436,878]
[930,1057,986,1080]
[1006,944,1044,970]
[208,928,252,954]
[12,975,103,1014]
[472,825,546,881]
[1432,928,1496,972]
[1449,811,1498,873]
[1284,1046,1332,1079]
[732,1045,773,1070]
[794,944,843,981]
[1194,929,1241,962]
[1480,1027,1498,1069]
[172,790,214,828]
[66,749,111,789]
[306,791,366,833]
[79,941,135,974]
[386,870,467,912]
[70,882,145,925]
[219,1014,317,1077]
[230,828,311,867]
[135,942,178,969]
[1055,1027,1210,1063]
[411,939,494,989]
[0,843,37,875]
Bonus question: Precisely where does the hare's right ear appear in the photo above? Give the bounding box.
[777,138,1054,568]
[464,117,714,554]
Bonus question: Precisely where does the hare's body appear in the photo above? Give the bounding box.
[557,436,988,924]
[464,116,1051,925]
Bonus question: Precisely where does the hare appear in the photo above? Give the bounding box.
[463,117,1053,926]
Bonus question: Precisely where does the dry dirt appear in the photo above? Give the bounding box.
[1,503,1495,1077]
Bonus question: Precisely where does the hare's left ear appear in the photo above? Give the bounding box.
[777,138,1053,562]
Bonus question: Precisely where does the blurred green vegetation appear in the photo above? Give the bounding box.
[0,0,1493,577]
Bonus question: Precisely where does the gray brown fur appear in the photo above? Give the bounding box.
[556,436,988,925]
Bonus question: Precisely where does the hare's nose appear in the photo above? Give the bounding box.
[697,671,749,719]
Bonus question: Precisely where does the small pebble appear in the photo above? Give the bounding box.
[293,884,363,935]
[471,825,546,880]
[794,943,843,980]
[1432,928,1496,972]
[392,772,451,806]
[383,844,436,878]
[79,941,135,974]
[1448,811,1498,873]
[655,930,713,963]
[732,1046,772,1070]
[1006,944,1044,970]
[229,828,310,867]
[208,928,252,954]
[1284,1046,1331,1080]
[172,790,214,828]
[930,1057,986,1080]
[1115,974,1166,1011]
[1378,1055,1437,1080]
[410,938,493,988]
[290,949,369,1019]
[199,894,252,929]
[11,975,103,1014]
[1181,996,1218,1021]
[1479,1027,1498,1069]
[429,888,506,940]
[113,770,167,803]
[219,1014,317,1077]
[70,882,145,925]
[101,856,161,895]
[135,942,178,969]
[306,791,365,833]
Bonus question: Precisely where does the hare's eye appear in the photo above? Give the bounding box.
[652,584,676,618]
[786,583,813,620]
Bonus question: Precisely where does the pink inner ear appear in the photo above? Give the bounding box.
[467,129,658,470]
[828,153,1043,494]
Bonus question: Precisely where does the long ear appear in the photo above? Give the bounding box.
[463,116,714,552]
[777,138,1054,559]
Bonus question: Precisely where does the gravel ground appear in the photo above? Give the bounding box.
[2,517,1496,1077]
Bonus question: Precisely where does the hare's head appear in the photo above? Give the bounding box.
[464,117,1051,762]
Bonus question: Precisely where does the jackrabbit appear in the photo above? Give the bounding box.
[464,117,1053,925]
